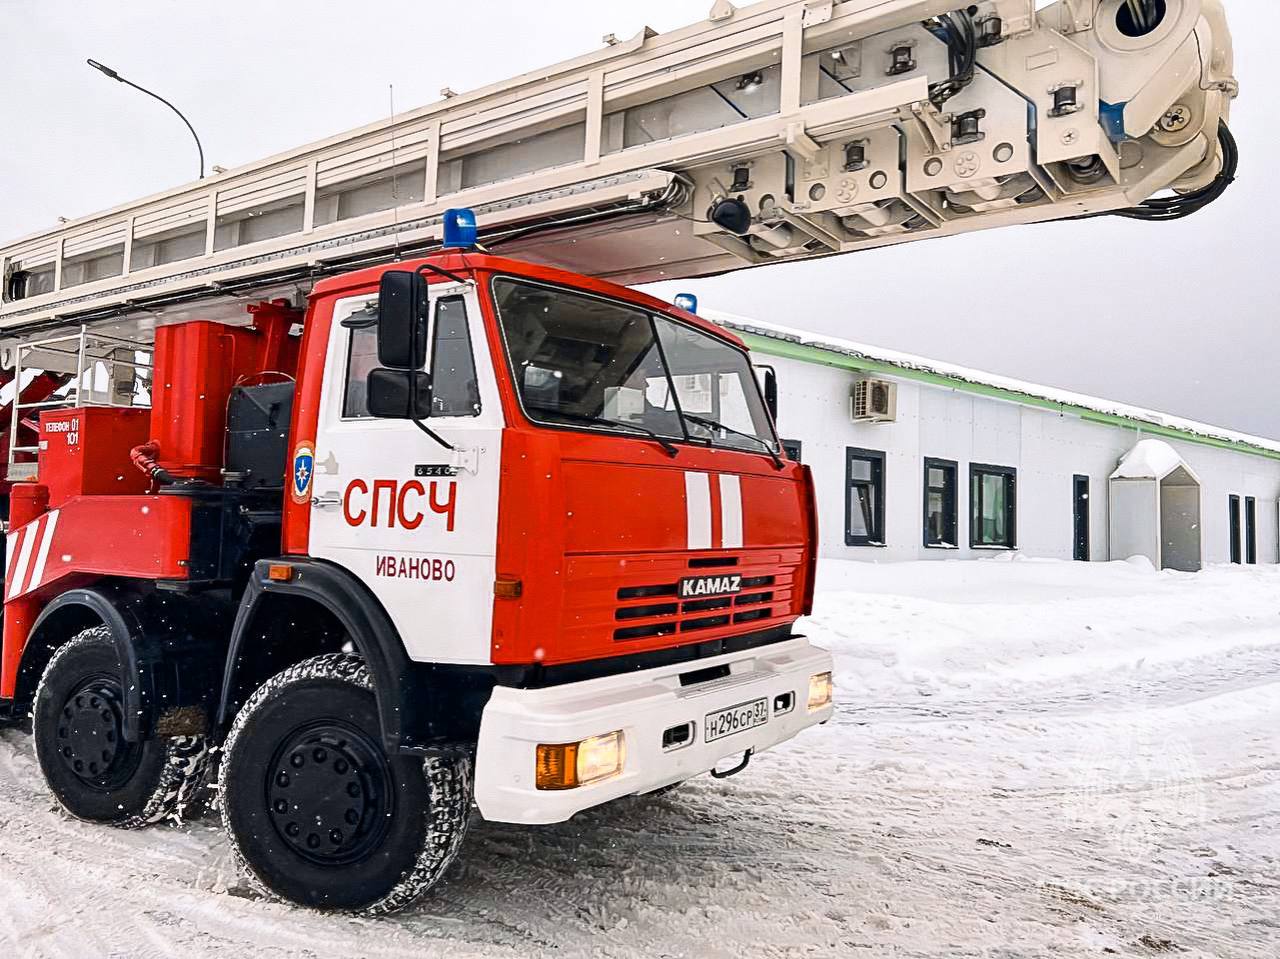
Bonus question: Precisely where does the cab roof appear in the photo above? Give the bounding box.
[308,251,745,348]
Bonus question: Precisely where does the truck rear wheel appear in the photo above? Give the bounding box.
[219,654,471,913]
[33,626,211,827]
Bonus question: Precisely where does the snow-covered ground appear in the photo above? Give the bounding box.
[1,557,1277,958]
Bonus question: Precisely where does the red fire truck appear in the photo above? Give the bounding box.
[0,239,832,911]
[0,0,1235,914]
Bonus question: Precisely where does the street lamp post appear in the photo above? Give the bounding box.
[86,59,205,180]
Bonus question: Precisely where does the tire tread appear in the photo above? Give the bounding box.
[33,625,212,828]
[218,653,470,914]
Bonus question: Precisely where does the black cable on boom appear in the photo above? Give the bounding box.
[924,9,978,107]
[1107,120,1238,222]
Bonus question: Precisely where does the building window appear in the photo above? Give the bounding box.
[782,439,803,463]
[1073,475,1091,562]
[845,448,885,547]
[1229,495,1242,565]
[923,458,958,548]
[1245,496,1258,565]
[971,464,1017,549]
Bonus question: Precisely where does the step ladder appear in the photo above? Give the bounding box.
[0,0,1236,340]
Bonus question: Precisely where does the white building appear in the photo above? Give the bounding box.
[710,312,1280,569]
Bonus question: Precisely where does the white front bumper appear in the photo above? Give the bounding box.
[474,637,833,824]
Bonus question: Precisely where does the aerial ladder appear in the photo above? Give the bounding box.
[0,0,1237,480]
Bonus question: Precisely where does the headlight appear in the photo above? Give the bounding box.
[807,671,833,712]
[536,731,626,790]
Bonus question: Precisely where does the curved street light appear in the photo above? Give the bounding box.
[86,59,205,180]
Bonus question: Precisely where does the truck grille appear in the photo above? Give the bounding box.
[614,569,780,641]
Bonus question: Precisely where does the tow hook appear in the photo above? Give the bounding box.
[710,749,752,779]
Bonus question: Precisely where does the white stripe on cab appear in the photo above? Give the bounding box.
[685,472,712,550]
[719,474,743,549]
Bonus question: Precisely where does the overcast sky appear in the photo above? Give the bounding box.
[1,1,1274,437]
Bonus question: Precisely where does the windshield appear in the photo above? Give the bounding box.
[492,278,778,453]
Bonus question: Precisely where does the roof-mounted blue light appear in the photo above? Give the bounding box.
[443,208,478,248]
[674,293,698,314]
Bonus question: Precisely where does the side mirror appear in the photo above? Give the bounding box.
[377,270,429,369]
[367,368,433,419]
[757,365,779,422]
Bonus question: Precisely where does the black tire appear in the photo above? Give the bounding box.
[33,626,211,827]
[219,654,471,913]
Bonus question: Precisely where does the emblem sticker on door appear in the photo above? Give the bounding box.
[291,443,314,504]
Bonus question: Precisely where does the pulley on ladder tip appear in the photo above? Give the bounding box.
[708,197,752,236]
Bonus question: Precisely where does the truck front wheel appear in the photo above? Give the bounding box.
[219,653,471,913]
[33,626,211,827]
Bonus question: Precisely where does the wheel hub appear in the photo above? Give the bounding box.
[55,678,132,786]
[267,722,393,866]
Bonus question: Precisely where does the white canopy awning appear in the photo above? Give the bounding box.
[1111,439,1201,484]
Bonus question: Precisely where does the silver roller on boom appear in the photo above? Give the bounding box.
[0,0,1238,335]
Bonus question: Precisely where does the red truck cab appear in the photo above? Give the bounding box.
[1,248,833,911]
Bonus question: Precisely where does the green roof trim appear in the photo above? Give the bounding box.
[737,331,1280,464]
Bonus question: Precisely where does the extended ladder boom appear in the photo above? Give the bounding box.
[0,0,1238,337]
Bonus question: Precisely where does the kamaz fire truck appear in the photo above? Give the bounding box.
[0,0,1236,912]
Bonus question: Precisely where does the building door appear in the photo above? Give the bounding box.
[1073,475,1090,562]
[1245,496,1257,565]
[1229,495,1242,564]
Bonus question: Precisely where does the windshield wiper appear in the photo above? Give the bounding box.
[540,409,680,458]
[682,413,784,469]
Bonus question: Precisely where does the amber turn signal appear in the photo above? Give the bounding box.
[535,742,580,790]
[267,563,294,582]
[494,576,523,599]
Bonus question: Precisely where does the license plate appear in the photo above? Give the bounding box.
[705,698,768,743]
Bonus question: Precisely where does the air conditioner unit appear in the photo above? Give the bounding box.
[852,378,897,423]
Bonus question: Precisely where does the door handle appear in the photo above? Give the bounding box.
[311,494,341,509]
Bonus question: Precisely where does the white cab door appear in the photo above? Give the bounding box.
[308,285,503,665]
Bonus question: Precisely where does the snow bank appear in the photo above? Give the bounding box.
[811,555,1280,698]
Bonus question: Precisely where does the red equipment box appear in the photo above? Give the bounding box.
[38,407,153,509]
[150,320,280,482]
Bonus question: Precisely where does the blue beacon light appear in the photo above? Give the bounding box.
[443,208,479,248]
[673,293,698,314]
